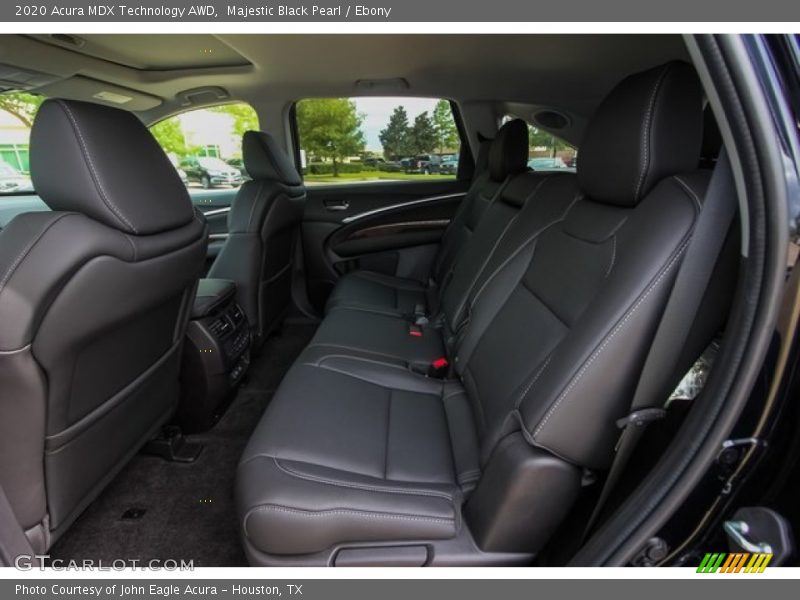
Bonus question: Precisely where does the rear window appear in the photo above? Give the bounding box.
[503,115,577,172]
[294,97,462,186]
[0,92,41,195]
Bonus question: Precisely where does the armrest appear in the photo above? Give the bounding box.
[192,278,237,319]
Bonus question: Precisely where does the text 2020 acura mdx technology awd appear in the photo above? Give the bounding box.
[0,33,798,567]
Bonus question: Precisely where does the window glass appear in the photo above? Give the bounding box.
[295,97,461,185]
[503,115,577,172]
[150,103,258,189]
[0,92,42,194]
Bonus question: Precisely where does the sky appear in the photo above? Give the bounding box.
[353,97,442,151]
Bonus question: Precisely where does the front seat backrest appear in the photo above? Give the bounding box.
[0,99,207,552]
[207,130,306,347]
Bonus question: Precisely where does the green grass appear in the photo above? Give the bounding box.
[303,171,456,184]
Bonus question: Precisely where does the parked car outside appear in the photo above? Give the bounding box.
[527,157,568,171]
[401,154,443,174]
[380,160,403,173]
[226,157,251,181]
[440,157,459,175]
[0,161,34,193]
[180,156,243,188]
[362,157,385,168]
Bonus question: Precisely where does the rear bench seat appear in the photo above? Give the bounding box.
[236,61,708,566]
[324,120,527,319]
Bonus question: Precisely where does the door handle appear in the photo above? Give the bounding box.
[325,200,350,211]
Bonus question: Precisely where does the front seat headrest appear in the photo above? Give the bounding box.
[30,99,194,235]
[488,118,529,182]
[242,130,303,186]
[577,61,704,207]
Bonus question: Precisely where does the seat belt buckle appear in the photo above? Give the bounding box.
[428,357,450,378]
[408,324,423,337]
[615,408,667,430]
[413,303,429,326]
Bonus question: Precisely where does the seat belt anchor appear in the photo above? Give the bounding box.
[615,408,667,430]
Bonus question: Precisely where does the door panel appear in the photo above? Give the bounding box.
[302,179,469,312]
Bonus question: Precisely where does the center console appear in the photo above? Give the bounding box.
[176,278,251,432]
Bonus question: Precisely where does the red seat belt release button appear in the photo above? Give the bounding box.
[432,357,449,370]
[409,325,423,337]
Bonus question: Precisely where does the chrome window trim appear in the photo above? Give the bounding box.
[203,207,231,217]
[341,192,466,224]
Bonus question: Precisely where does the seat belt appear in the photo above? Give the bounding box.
[583,149,738,538]
[0,482,34,567]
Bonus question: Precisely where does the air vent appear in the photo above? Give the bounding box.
[209,316,232,338]
[533,109,571,131]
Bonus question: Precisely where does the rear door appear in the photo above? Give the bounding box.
[293,97,474,313]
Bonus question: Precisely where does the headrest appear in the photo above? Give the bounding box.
[577,61,704,207]
[489,118,529,182]
[30,99,194,235]
[242,130,303,186]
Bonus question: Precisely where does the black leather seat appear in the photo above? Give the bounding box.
[208,131,306,347]
[0,99,207,552]
[324,120,527,318]
[236,62,708,566]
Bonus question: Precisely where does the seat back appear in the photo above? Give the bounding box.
[208,131,306,346]
[430,124,527,293]
[0,99,207,551]
[431,119,529,317]
[451,63,707,551]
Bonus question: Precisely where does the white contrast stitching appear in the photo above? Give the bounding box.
[55,101,137,233]
[273,458,455,501]
[248,504,454,524]
[0,213,71,294]
[515,354,553,408]
[672,176,703,211]
[532,236,691,438]
[633,65,671,201]
[604,236,617,279]
[468,192,581,311]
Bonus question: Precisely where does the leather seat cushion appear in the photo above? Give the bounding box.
[305,308,445,370]
[236,358,480,556]
[324,270,428,317]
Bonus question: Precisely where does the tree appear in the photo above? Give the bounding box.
[528,125,569,158]
[296,98,365,176]
[0,92,45,128]
[149,117,189,157]
[210,103,259,138]
[408,111,437,155]
[379,106,411,160]
[432,100,458,154]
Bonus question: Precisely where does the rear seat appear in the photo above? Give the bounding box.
[236,61,707,566]
[305,171,578,372]
[324,120,528,318]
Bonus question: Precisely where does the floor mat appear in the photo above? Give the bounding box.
[49,322,317,567]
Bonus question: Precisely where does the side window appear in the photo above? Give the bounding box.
[149,103,259,189]
[0,92,42,195]
[503,115,577,172]
[294,97,461,185]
